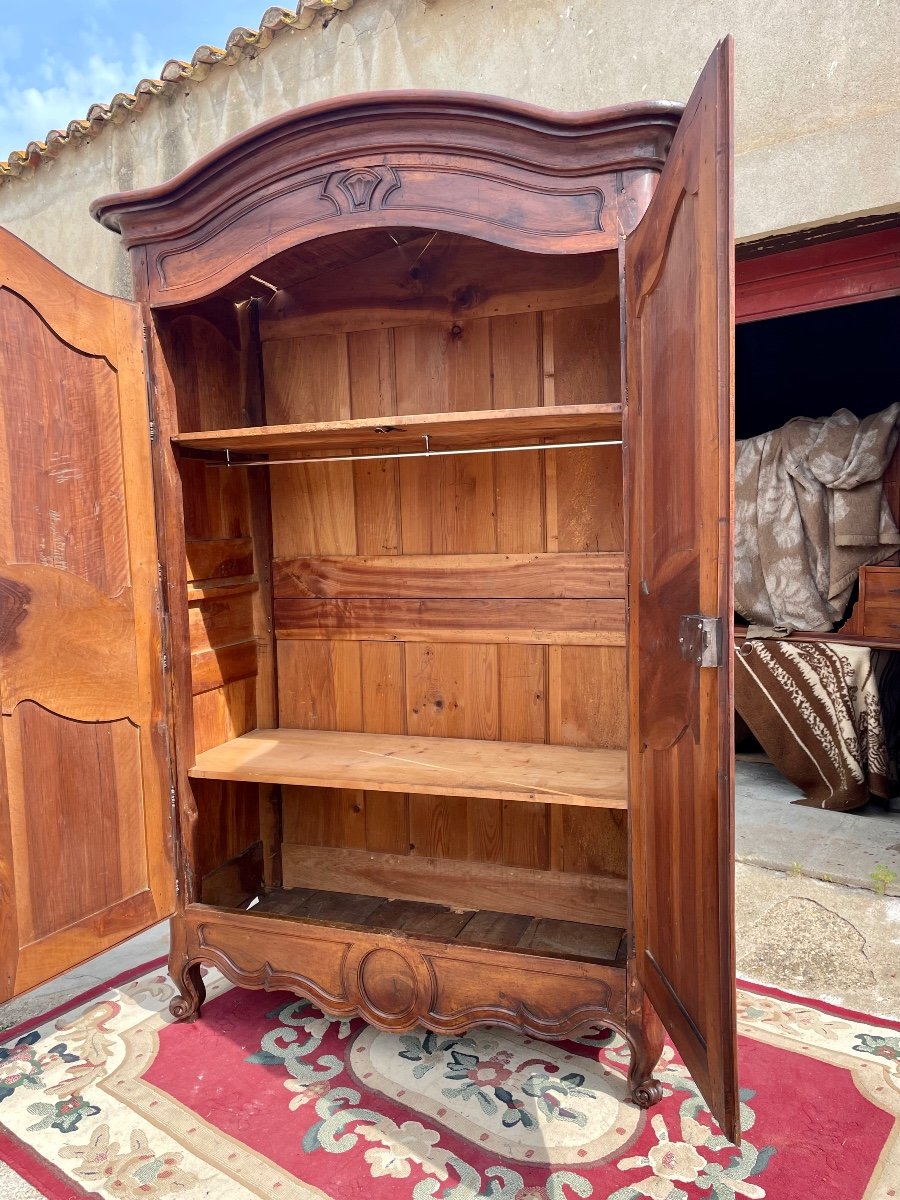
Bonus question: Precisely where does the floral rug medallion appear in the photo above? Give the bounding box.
[352,1023,642,1164]
[0,964,897,1200]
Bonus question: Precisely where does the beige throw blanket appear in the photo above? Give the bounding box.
[735,404,900,636]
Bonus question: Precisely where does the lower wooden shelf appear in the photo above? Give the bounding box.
[189,727,628,808]
[250,886,626,966]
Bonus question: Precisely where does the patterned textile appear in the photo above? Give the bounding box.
[735,403,900,637]
[1,962,900,1200]
[735,639,894,810]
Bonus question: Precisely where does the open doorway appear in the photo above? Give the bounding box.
[732,232,900,891]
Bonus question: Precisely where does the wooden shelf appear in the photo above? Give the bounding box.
[189,728,627,809]
[173,403,622,455]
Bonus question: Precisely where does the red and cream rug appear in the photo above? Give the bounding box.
[0,961,898,1199]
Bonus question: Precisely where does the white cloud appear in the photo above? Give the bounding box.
[0,31,161,156]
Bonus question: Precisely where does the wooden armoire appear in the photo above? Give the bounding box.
[0,41,739,1140]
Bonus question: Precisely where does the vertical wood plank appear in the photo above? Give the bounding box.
[492,312,549,868]
[348,329,409,854]
[549,645,628,877]
[360,642,409,855]
[278,639,364,852]
[548,301,624,553]
[394,320,499,864]
[350,328,402,556]
[267,334,362,853]
[405,642,500,861]
[499,644,550,870]
[266,333,356,560]
[263,333,351,424]
[492,312,545,554]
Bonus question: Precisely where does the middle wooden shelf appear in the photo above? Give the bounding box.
[189,728,628,809]
[173,402,622,456]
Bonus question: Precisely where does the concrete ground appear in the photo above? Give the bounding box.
[735,758,900,895]
[1,763,898,1197]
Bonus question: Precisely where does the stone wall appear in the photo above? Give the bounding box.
[1,0,898,296]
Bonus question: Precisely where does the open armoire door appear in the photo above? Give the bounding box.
[625,39,738,1140]
[0,229,175,1001]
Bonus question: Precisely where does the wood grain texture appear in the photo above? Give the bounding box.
[186,538,254,582]
[274,597,626,645]
[92,92,681,305]
[273,552,625,599]
[191,640,258,696]
[259,235,620,339]
[0,229,174,1000]
[150,306,267,909]
[190,728,627,808]
[175,902,627,1038]
[0,565,138,720]
[188,591,254,655]
[238,298,282,890]
[856,566,900,641]
[175,403,621,453]
[625,38,738,1141]
[254,886,625,962]
[89,77,748,1128]
[5,704,146,943]
[277,847,627,929]
[263,288,629,877]
[191,677,257,756]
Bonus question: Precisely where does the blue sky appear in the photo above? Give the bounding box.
[0,2,270,157]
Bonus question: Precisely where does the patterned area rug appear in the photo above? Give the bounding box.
[0,961,898,1199]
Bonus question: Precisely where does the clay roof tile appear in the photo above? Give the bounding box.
[0,0,354,182]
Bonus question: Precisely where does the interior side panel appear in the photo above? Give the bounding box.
[157,311,269,904]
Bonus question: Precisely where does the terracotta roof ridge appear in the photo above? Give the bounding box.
[0,1,355,183]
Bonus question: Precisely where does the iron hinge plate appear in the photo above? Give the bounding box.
[679,614,723,668]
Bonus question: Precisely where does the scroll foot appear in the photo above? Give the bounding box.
[631,1078,665,1108]
[169,961,206,1023]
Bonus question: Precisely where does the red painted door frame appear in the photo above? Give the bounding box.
[735,226,900,323]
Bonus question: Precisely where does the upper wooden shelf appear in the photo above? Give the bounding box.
[189,728,627,809]
[173,404,622,456]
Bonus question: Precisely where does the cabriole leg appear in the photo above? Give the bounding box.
[168,916,206,1022]
[626,977,664,1108]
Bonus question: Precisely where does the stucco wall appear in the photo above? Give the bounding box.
[1,0,898,297]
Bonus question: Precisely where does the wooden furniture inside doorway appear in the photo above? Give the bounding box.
[0,41,739,1141]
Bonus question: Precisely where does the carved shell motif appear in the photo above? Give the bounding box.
[325,166,402,213]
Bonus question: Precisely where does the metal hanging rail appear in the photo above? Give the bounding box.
[208,434,624,469]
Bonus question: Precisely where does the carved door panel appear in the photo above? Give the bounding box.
[625,41,738,1140]
[0,229,174,1000]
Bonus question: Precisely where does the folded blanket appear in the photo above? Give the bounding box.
[735,639,894,811]
[735,404,900,636]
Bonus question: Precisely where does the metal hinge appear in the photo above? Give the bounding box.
[679,614,723,668]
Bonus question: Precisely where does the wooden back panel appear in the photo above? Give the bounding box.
[261,247,627,885]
